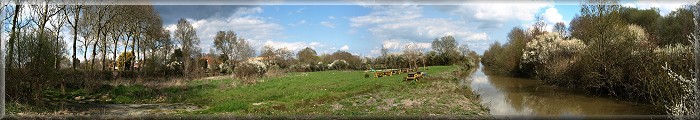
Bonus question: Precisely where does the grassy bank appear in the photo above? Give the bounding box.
[10,66,489,116]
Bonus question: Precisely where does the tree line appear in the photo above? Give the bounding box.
[481,0,699,116]
[1,1,187,105]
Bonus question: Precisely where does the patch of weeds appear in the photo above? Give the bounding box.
[110,84,156,103]
[202,100,249,113]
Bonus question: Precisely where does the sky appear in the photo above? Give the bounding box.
[152,0,695,57]
[1,0,696,61]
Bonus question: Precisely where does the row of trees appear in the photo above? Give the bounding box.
[2,2,172,72]
[197,34,478,79]
[0,1,204,105]
[481,0,698,116]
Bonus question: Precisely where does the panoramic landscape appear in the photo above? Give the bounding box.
[1,0,699,119]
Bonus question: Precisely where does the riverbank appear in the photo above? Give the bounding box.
[8,66,489,117]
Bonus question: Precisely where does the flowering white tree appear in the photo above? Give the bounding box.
[664,3,700,118]
[328,60,348,70]
[521,33,586,65]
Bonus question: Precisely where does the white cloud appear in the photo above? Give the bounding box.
[233,7,263,16]
[623,3,637,8]
[320,21,335,28]
[309,42,321,46]
[328,16,336,19]
[350,5,422,27]
[543,7,563,24]
[382,40,431,50]
[164,7,285,53]
[365,17,489,42]
[437,2,552,29]
[261,40,323,52]
[370,49,381,56]
[351,5,489,53]
[472,3,551,22]
[340,45,350,51]
[627,0,688,15]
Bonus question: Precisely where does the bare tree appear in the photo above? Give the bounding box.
[531,15,547,37]
[7,1,22,71]
[174,18,200,77]
[403,43,420,69]
[29,0,63,36]
[49,5,66,69]
[553,22,566,36]
[64,1,83,70]
[214,30,254,68]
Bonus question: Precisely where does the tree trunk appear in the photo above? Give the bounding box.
[72,7,80,70]
[8,4,20,72]
[55,30,60,69]
[91,28,101,71]
[113,34,118,71]
[83,37,89,69]
[124,35,131,70]
[131,33,137,71]
[101,31,107,71]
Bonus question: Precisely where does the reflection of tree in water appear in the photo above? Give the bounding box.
[485,75,583,115]
[481,73,660,115]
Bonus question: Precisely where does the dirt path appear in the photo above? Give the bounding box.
[14,103,204,117]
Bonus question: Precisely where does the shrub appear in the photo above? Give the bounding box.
[651,44,696,114]
[235,60,268,78]
[661,63,698,116]
[313,62,327,71]
[219,63,232,74]
[521,32,586,84]
[328,60,349,70]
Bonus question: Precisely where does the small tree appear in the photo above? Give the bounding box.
[174,18,200,78]
[403,43,421,69]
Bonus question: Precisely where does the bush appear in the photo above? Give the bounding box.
[235,60,268,78]
[328,60,349,70]
[577,25,653,95]
[314,62,327,71]
[521,32,586,84]
[650,44,695,114]
[218,63,232,74]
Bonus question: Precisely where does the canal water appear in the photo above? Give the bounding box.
[463,66,663,116]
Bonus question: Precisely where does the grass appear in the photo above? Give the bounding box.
[12,66,489,116]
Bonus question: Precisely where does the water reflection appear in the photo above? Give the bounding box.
[465,66,662,116]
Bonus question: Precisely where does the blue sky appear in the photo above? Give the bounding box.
[157,4,587,56]
[4,0,692,61]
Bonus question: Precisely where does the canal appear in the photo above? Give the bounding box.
[463,66,663,116]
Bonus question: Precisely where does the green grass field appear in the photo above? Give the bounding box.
[14,66,488,116]
[176,66,487,115]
